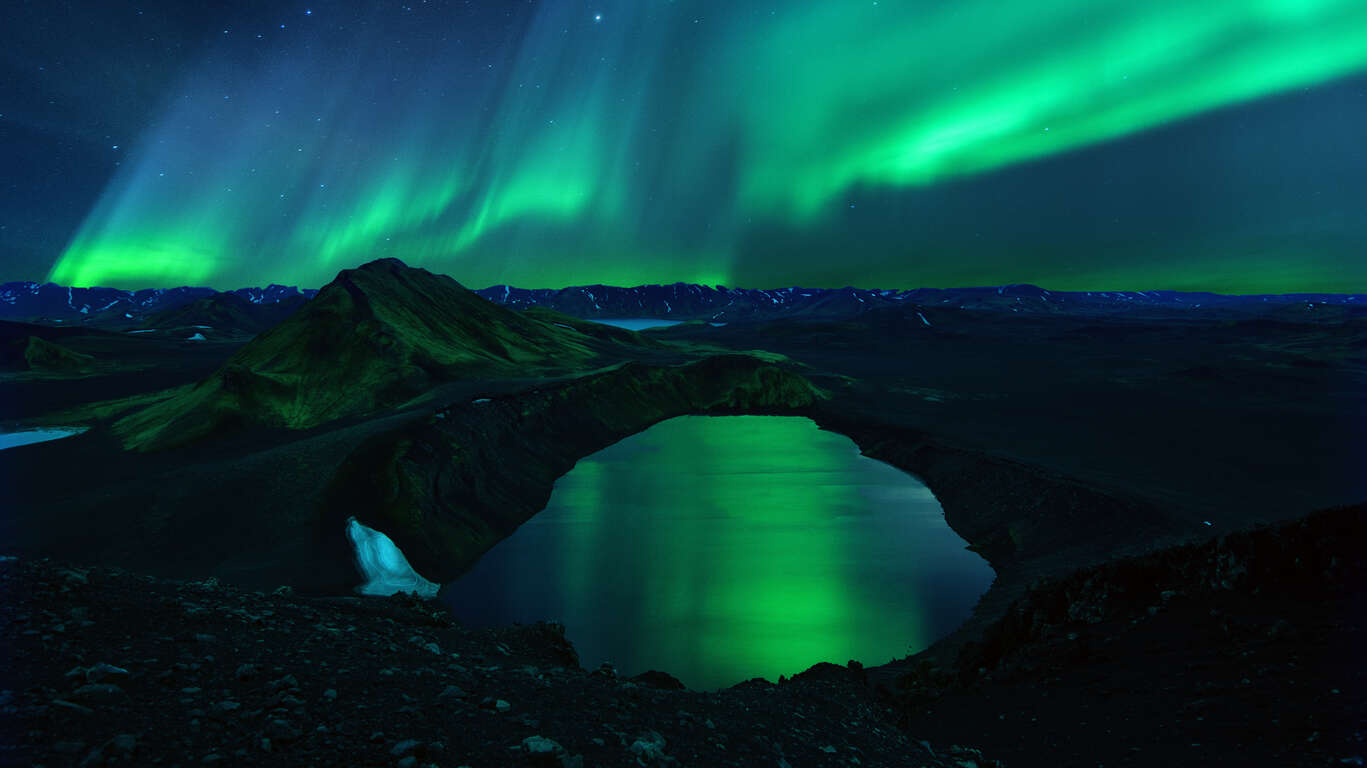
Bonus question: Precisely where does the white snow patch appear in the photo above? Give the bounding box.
[916,312,932,327]
[345,517,440,597]
[472,398,492,404]
[186,332,207,341]
[126,329,157,334]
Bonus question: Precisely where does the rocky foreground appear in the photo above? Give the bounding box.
[3,502,1365,767]
[0,555,997,768]
[889,502,1367,767]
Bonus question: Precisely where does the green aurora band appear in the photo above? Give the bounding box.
[49,0,1367,291]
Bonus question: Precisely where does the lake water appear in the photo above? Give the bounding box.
[594,318,683,331]
[441,415,994,690]
[0,428,88,451]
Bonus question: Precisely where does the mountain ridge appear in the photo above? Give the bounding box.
[5,276,1363,327]
[0,281,314,326]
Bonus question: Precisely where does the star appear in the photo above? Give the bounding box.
[593,13,602,22]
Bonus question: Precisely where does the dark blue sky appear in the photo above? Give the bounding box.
[3,0,1366,292]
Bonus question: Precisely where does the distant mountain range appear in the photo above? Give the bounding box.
[0,282,316,326]
[475,282,1365,321]
[2,277,1362,327]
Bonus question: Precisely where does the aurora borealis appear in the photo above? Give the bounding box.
[5,1,1367,291]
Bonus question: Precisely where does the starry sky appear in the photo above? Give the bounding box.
[3,0,1367,292]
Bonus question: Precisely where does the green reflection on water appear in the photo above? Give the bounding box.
[443,416,994,690]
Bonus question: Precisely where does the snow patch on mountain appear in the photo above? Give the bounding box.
[346,517,440,597]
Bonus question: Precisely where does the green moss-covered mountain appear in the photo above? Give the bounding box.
[0,323,96,374]
[22,336,94,373]
[115,258,641,450]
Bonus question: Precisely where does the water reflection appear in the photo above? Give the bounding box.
[0,428,88,451]
[594,318,683,331]
[442,416,993,689]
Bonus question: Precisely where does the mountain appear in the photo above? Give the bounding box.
[142,292,308,336]
[473,282,1367,322]
[0,322,95,373]
[113,259,639,451]
[474,282,887,321]
[7,275,1363,330]
[0,281,315,326]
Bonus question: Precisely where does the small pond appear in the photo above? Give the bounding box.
[593,318,683,331]
[440,416,994,689]
[0,428,89,451]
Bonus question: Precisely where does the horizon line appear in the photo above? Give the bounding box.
[3,274,1364,299]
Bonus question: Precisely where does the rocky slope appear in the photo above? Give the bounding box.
[4,503,1360,767]
[0,555,998,768]
[892,502,1367,767]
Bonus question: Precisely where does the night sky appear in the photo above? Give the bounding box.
[3,0,1366,292]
